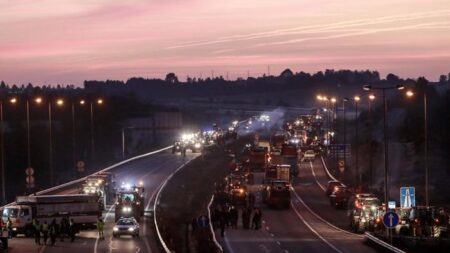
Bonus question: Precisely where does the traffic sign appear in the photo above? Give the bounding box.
[77,160,85,172]
[383,211,399,228]
[388,201,396,209]
[197,215,209,228]
[25,167,34,176]
[400,187,415,208]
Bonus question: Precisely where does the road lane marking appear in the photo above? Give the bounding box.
[94,204,115,253]
[310,161,325,191]
[154,157,199,253]
[224,231,236,253]
[291,201,343,253]
[291,189,364,238]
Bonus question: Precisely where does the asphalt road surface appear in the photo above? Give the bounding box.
[221,158,379,253]
[6,150,198,253]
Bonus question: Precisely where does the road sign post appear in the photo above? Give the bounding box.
[400,187,415,208]
[383,211,399,245]
[197,215,209,229]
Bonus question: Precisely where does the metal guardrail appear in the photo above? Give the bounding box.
[1,146,173,209]
[208,195,224,252]
[320,156,341,184]
[321,156,407,253]
[153,157,199,253]
[364,232,406,253]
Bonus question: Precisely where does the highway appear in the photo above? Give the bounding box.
[221,157,378,253]
[6,150,198,253]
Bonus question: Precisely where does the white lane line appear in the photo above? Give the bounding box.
[290,201,343,253]
[276,241,281,245]
[224,231,236,253]
[310,161,325,191]
[94,204,115,253]
[291,189,363,238]
[154,157,199,253]
[142,160,175,253]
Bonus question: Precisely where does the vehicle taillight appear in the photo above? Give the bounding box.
[376,218,381,223]
[434,218,439,224]
[414,218,419,224]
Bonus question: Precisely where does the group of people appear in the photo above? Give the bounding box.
[211,203,263,237]
[32,217,77,245]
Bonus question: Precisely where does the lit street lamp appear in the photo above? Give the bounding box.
[363,84,404,208]
[0,100,4,203]
[368,94,376,190]
[405,90,429,207]
[88,99,103,165]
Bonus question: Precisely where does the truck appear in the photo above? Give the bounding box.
[248,147,268,171]
[264,164,290,183]
[262,180,291,209]
[281,144,299,177]
[271,131,287,149]
[2,194,102,237]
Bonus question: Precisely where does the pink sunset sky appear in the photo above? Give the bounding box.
[1,0,449,85]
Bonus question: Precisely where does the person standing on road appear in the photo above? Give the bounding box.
[6,217,13,238]
[60,217,68,242]
[49,220,57,246]
[97,218,105,240]
[41,221,49,245]
[33,219,41,245]
[69,219,76,242]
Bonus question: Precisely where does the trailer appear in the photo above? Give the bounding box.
[2,194,102,237]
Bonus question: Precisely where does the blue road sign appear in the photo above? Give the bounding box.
[197,215,209,228]
[383,211,399,228]
[400,187,415,208]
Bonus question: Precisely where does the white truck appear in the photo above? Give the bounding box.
[2,194,102,237]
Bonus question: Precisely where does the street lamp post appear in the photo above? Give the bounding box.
[342,98,348,171]
[122,127,135,159]
[368,94,376,190]
[26,99,31,169]
[354,96,361,187]
[405,90,429,207]
[0,101,5,203]
[89,99,103,166]
[363,84,404,207]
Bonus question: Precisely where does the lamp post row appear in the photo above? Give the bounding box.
[317,84,431,209]
[0,96,103,203]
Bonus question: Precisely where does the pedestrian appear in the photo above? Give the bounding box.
[6,217,13,238]
[219,211,226,237]
[41,220,49,245]
[49,220,57,246]
[230,206,238,229]
[33,219,41,245]
[69,219,76,242]
[191,217,197,233]
[60,217,68,242]
[252,208,262,230]
[224,204,231,228]
[97,218,105,240]
[242,207,250,229]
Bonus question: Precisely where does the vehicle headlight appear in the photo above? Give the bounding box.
[122,207,131,213]
[371,205,376,211]
[113,227,119,231]
[361,218,367,223]
[12,228,17,231]
[194,143,201,148]
[128,227,135,232]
